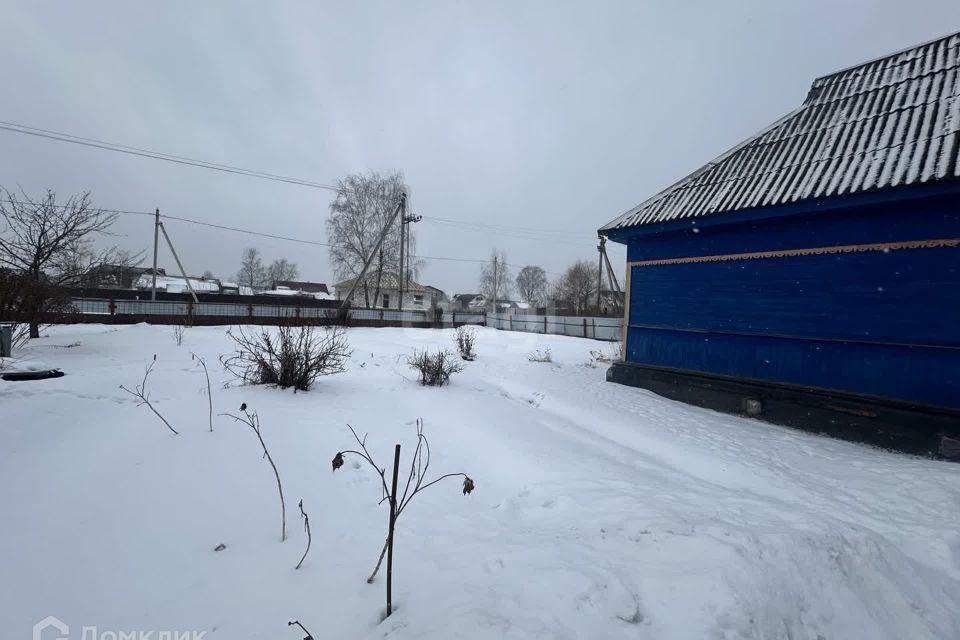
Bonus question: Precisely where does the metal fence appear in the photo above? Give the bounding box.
[66,298,486,327]
[58,300,612,339]
[487,312,622,341]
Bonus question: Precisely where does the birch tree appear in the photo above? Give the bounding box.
[326,172,412,308]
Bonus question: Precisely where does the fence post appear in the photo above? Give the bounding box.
[187,299,194,326]
[109,299,116,316]
[543,316,547,334]
[0,324,11,357]
[583,318,587,338]
[509,314,513,331]
[248,303,254,319]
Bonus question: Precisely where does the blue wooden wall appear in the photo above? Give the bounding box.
[611,188,960,409]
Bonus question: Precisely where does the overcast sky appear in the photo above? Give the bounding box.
[2,1,958,293]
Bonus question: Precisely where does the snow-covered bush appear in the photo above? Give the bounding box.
[221,325,351,391]
[453,325,477,361]
[407,348,464,386]
[528,347,552,363]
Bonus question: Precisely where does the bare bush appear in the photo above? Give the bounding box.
[120,360,178,435]
[220,325,351,391]
[589,342,621,364]
[528,347,552,363]
[453,325,477,361]
[11,324,32,350]
[191,353,213,432]
[407,348,464,386]
[332,419,474,616]
[295,499,312,570]
[172,323,186,346]
[221,404,287,541]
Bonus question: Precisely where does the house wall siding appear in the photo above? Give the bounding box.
[619,190,960,409]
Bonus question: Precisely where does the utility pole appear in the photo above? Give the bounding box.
[158,222,199,303]
[596,236,605,314]
[397,212,421,310]
[340,193,407,311]
[492,254,498,316]
[398,212,405,311]
[151,208,160,300]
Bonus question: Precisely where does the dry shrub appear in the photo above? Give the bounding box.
[453,325,477,361]
[407,348,464,386]
[589,342,621,364]
[528,347,552,363]
[221,325,351,391]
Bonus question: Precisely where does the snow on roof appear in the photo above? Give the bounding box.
[135,274,220,293]
[261,287,302,296]
[272,280,329,294]
[602,31,960,232]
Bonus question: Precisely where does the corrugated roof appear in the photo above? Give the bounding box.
[602,32,960,232]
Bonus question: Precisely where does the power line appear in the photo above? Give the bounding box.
[159,213,335,248]
[0,120,342,191]
[421,214,591,237]
[0,119,606,241]
[0,197,579,276]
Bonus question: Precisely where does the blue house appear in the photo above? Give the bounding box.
[600,33,960,455]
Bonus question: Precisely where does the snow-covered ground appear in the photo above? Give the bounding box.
[2,324,959,640]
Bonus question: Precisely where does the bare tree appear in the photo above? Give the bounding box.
[0,189,118,338]
[236,247,267,290]
[554,259,597,314]
[265,258,299,287]
[326,172,412,308]
[478,249,512,307]
[201,269,216,280]
[515,265,547,307]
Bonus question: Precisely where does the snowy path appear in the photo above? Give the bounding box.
[1,324,958,639]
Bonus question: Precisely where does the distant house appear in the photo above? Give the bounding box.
[495,300,531,314]
[334,272,437,309]
[85,265,163,290]
[452,293,486,311]
[134,273,220,294]
[423,285,447,303]
[263,281,334,300]
[271,280,329,295]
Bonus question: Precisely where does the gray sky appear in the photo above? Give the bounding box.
[2,1,958,293]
